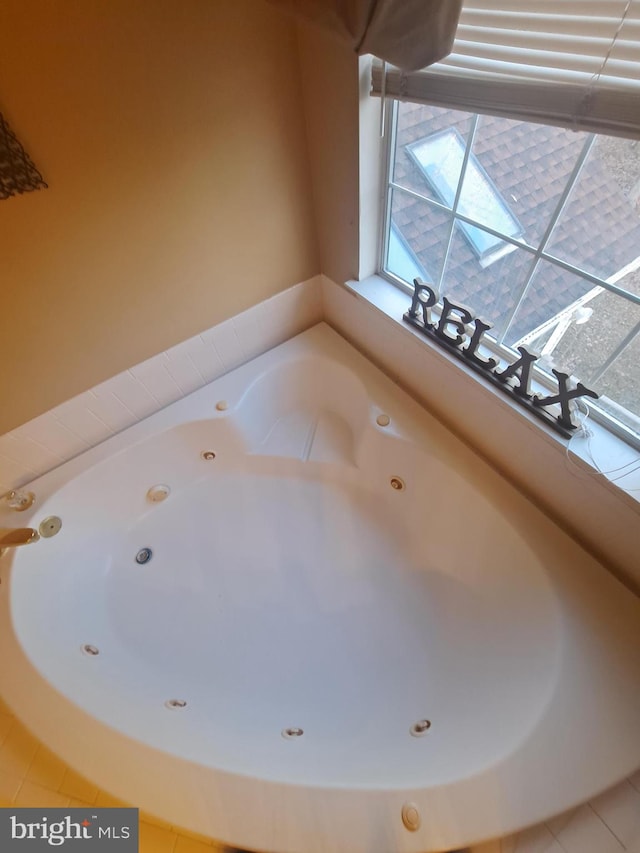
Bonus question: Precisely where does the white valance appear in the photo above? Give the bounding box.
[269,0,463,72]
[371,0,640,138]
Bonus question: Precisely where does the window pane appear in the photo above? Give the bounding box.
[386,189,451,285]
[504,259,593,348]
[449,136,524,261]
[409,127,525,265]
[384,105,640,445]
[440,221,535,334]
[464,115,587,246]
[546,135,640,283]
[508,260,640,420]
[549,286,640,379]
[596,327,640,434]
[392,103,474,204]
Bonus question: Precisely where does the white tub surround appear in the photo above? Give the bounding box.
[0,276,322,493]
[3,273,639,597]
[0,324,638,853]
[321,275,640,595]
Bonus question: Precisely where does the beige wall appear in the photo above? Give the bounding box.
[294,31,380,284]
[0,0,319,434]
[296,22,360,285]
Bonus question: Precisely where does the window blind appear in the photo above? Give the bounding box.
[370,0,640,138]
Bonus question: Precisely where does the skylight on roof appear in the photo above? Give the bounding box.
[407,128,524,267]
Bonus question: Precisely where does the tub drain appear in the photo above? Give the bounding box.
[390,476,405,491]
[82,644,100,656]
[135,548,153,565]
[165,699,187,710]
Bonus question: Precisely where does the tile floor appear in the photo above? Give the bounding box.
[1,695,638,852]
[0,695,221,851]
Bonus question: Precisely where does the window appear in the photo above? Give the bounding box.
[406,128,523,266]
[387,222,430,285]
[381,102,640,445]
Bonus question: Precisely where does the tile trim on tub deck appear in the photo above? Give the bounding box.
[0,276,323,492]
[0,276,637,851]
[4,270,638,596]
[319,274,640,596]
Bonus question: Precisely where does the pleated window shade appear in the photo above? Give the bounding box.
[371,0,640,138]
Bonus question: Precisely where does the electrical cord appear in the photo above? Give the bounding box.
[565,400,640,491]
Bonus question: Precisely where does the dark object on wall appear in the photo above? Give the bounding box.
[0,112,47,201]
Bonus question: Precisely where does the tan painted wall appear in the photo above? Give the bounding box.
[294,32,380,284]
[296,23,360,285]
[0,0,319,434]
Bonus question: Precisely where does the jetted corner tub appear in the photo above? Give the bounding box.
[0,323,639,853]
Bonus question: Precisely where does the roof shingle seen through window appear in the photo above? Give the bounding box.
[391,106,640,343]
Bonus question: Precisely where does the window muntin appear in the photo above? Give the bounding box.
[387,223,430,284]
[383,101,640,443]
[546,135,640,281]
[387,188,450,289]
[440,221,535,332]
[391,106,473,204]
[407,128,523,266]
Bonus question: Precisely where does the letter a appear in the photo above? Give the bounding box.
[494,347,538,398]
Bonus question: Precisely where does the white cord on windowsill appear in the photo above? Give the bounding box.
[566,400,640,491]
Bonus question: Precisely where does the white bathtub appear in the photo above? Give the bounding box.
[1,323,639,853]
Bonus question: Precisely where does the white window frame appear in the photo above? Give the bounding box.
[378,98,640,450]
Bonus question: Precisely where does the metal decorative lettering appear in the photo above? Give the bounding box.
[404,278,598,437]
[0,112,47,201]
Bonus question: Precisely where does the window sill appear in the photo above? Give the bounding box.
[344,275,640,512]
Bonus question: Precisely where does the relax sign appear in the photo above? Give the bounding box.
[403,278,598,437]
